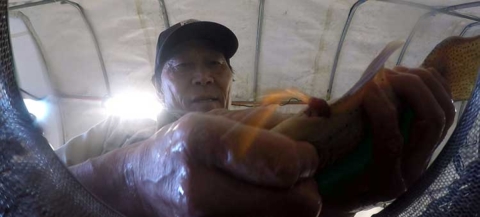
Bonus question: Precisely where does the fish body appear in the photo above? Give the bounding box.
[422,36,480,101]
[270,35,480,194]
[271,41,406,168]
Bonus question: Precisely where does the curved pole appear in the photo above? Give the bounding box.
[157,0,170,28]
[378,0,480,22]
[326,0,366,100]
[460,22,480,36]
[61,0,112,98]
[396,12,434,65]
[253,0,265,101]
[328,0,480,100]
[9,0,58,10]
[397,2,480,65]
[10,11,52,83]
[11,11,67,144]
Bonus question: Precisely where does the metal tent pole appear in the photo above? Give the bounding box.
[252,0,265,101]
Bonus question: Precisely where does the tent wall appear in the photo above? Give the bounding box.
[8,0,480,149]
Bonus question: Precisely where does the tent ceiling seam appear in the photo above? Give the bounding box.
[326,0,365,101]
[461,21,480,36]
[61,0,111,97]
[134,0,154,70]
[157,0,170,29]
[9,0,57,10]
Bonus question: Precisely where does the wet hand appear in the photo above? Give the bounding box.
[321,66,455,213]
[127,112,322,217]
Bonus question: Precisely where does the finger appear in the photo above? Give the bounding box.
[208,107,290,130]
[394,66,451,97]
[386,70,446,186]
[187,165,322,217]
[362,81,406,200]
[425,67,452,97]
[304,97,331,118]
[404,68,456,140]
[178,113,319,187]
[393,65,409,72]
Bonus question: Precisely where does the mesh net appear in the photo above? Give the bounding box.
[375,72,480,216]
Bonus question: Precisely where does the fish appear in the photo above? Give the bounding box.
[0,0,125,216]
[266,35,480,193]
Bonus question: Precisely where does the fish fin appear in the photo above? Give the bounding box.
[421,35,480,101]
[341,40,405,98]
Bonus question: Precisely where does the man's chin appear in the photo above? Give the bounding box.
[188,101,224,112]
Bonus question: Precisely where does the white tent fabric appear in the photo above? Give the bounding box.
[8,0,480,149]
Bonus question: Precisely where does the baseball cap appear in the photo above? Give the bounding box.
[154,19,239,76]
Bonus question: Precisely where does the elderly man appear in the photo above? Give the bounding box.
[55,20,454,217]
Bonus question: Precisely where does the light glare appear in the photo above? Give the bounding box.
[104,93,163,120]
[23,99,48,121]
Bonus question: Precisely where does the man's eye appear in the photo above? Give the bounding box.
[209,61,223,66]
[175,63,188,68]
[173,63,192,71]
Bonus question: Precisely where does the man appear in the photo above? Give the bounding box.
[55,20,455,217]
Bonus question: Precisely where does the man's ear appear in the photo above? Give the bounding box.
[152,75,164,101]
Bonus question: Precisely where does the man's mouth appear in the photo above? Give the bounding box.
[191,97,220,103]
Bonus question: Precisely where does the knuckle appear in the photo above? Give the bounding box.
[429,109,446,127]
[276,164,300,186]
[445,102,456,126]
[262,150,300,187]
[411,67,431,76]
[175,112,211,151]
[426,67,441,76]
[177,112,205,126]
[404,72,424,85]
[372,103,398,128]
[207,108,228,115]
[176,112,209,135]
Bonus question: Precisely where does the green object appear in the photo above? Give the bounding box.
[316,108,414,196]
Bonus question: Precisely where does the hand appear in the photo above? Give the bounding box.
[207,107,292,130]
[321,66,455,214]
[127,112,321,217]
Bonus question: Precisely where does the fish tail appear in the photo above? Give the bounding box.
[421,35,480,101]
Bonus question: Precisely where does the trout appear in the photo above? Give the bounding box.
[268,36,480,193]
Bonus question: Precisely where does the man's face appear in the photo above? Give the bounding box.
[159,40,233,112]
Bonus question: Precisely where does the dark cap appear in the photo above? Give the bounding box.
[154,19,239,75]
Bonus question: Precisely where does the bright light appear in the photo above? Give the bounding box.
[104,93,163,120]
[23,99,48,121]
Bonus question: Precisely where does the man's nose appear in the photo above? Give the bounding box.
[192,67,214,85]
